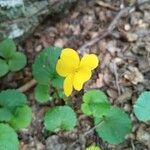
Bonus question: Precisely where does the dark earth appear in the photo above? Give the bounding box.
[0,0,150,150]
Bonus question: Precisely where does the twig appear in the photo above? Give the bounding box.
[78,0,150,54]
[82,120,104,138]
[131,139,136,150]
[17,0,150,92]
[96,1,119,11]
[17,79,37,92]
[112,61,121,96]
[68,120,104,149]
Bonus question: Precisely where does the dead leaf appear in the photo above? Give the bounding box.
[120,30,138,42]
[107,41,121,54]
[107,89,118,99]
[96,74,104,88]
[124,66,144,84]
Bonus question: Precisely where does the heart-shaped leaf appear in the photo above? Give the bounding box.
[95,106,131,144]
[8,52,27,71]
[0,39,16,59]
[44,106,77,132]
[81,90,110,117]
[0,89,26,111]
[134,91,150,121]
[0,123,19,150]
[10,105,32,130]
[0,90,32,130]
[32,47,63,85]
[34,84,51,103]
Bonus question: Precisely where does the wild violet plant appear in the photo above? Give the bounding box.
[0,89,32,149]
[0,39,31,150]
[32,47,99,132]
[0,39,149,149]
[0,39,26,77]
[32,47,132,144]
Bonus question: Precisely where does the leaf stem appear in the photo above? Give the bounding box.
[82,119,104,138]
[54,88,61,99]
[68,119,104,150]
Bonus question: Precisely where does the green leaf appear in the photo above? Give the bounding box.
[0,89,27,111]
[86,145,101,150]
[51,73,64,88]
[0,123,19,150]
[81,90,110,117]
[8,52,27,71]
[134,91,150,121]
[44,106,77,132]
[10,105,32,130]
[95,106,132,144]
[0,89,32,130]
[32,47,62,85]
[35,84,51,103]
[0,39,16,59]
[0,108,13,122]
[52,90,65,99]
[0,59,9,77]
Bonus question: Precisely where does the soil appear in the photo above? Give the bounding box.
[0,0,150,150]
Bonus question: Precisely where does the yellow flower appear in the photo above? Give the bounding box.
[56,48,99,96]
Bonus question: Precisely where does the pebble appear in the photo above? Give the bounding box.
[46,135,66,150]
[124,24,131,31]
[124,103,131,113]
[136,127,150,147]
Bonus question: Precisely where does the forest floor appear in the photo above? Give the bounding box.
[1,0,150,150]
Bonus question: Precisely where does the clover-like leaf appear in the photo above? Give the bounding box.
[81,90,110,117]
[0,59,9,77]
[0,123,19,150]
[134,91,150,121]
[44,106,77,132]
[10,105,32,130]
[32,47,62,85]
[35,84,51,103]
[0,39,16,59]
[0,89,26,111]
[8,52,27,71]
[95,106,131,144]
[0,89,32,130]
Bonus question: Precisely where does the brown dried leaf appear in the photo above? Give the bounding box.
[124,66,144,84]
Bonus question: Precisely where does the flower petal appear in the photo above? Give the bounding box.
[80,54,99,70]
[56,48,80,77]
[64,73,74,97]
[73,69,91,91]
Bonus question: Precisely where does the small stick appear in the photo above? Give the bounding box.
[82,120,104,138]
[78,0,150,54]
[96,0,119,11]
[68,120,104,149]
[17,79,37,92]
[17,0,150,93]
[113,61,121,96]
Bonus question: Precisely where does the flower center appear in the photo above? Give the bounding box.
[74,67,80,73]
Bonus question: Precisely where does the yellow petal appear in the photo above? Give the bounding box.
[64,73,74,97]
[56,48,80,77]
[73,69,91,91]
[80,54,99,70]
